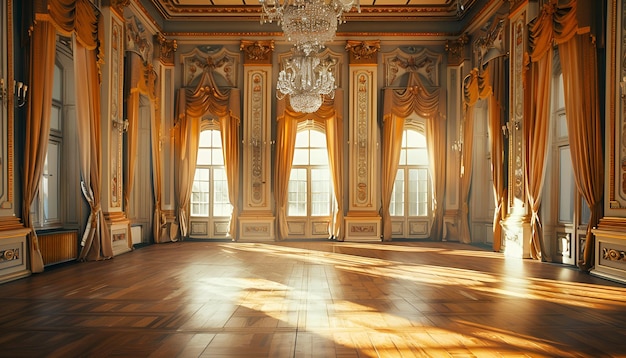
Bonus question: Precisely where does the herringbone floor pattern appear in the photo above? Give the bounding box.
[0,240,625,357]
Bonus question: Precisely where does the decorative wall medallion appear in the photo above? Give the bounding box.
[603,247,626,262]
[0,248,18,262]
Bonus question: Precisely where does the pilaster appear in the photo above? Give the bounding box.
[344,40,381,242]
[238,40,275,241]
[100,5,131,255]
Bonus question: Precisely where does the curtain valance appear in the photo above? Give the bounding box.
[529,0,578,62]
[382,73,440,121]
[463,67,492,108]
[177,69,241,123]
[38,0,101,51]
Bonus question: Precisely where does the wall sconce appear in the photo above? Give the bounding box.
[451,140,463,153]
[112,118,129,132]
[0,78,28,107]
[501,120,520,137]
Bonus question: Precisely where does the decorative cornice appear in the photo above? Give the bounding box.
[104,0,130,16]
[345,40,380,65]
[240,40,274,65]
[445,33,469,65]
[155,32,177,65]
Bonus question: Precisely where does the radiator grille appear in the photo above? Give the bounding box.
[39,231,79,266]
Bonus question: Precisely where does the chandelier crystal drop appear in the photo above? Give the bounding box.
[277,51,336,113]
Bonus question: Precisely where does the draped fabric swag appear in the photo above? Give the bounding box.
[381,73,444,241]
[527,0,603,265]
[24,0,107,269]
[274,92,344,241]
[175,67,241,238]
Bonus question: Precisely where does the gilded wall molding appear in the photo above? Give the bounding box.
[155,32,177,65]
[345,40,380,65]
[125,15,154,63]
[240,40,274,65]
[445,33,469,66]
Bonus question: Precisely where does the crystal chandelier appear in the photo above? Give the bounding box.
[277,50,336,113]
[260,0,359,112]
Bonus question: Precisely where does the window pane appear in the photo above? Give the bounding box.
[293,148,309,165]
[43,142,61,223]
[558,146,574,223]
[53,64,62,101]
[197,148,212,165]
[295,131,309,147]
[390,170,404,216]
[213,168,232,216]
[50,105,61,132]
[309,149,328,165]
[191,168,210,216]
[309,130,327,147]
[288,168,307,216]
[212,148,224,165]
[311,168,330,216]
[199,130,212,146]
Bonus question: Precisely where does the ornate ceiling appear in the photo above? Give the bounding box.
[140,0,491,35]
[148,0,476,20]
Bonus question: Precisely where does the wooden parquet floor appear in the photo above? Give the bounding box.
[1,241,626,358]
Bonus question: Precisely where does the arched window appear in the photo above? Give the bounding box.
[288,126,333,218]
[389,126,432,238]
[191,128,232,221]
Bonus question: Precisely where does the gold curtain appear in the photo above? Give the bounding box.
[74,39,112,260]
[526,0,580,260]
[175,68,240,238]
[174,95,200,238]
[150,98,166,243]
[461,68,492,244]
[381,73,442,241]
[274,93,344,241]
[559,33,604,270]
[486,57,507,252]
[219,114,240,239]
[22,20,56,273]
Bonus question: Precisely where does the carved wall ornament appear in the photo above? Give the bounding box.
[155,33,177,65]
[384,48,441,87]
[445,33,469,65]
[181,48,239,87]
[125,16,153,63]
[473,17,506,68]
[107,0,130,15]
[240,40,274,64]
[603,247,626,262]
[346,40,380,64]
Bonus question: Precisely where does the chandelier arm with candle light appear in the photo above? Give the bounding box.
[260,0,359,113]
